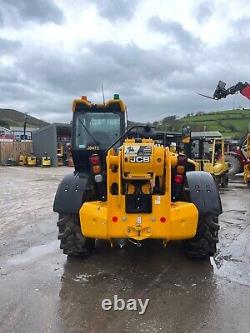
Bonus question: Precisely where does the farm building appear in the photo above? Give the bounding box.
[33,123,71,167]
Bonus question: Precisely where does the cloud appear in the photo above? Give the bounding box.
[0,8,3,26]
[194,1,215,24]
[86,41,194,77]
[0,37,21,53]
[0,39,196,121]
[231,16,250,36]
[90,0,140,21]
[12,40,196,103]
[148,16,202,49]
[1,33,249,123]
[0,1,249,123]
[0,0,64,25]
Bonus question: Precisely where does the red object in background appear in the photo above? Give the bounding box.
[235,147,247,166]
[240,85,250,99]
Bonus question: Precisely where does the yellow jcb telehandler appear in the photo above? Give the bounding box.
[54,95,222,259]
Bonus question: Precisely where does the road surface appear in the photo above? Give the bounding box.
[0,167,249,333]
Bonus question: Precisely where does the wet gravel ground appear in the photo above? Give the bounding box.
[0,167,249,333]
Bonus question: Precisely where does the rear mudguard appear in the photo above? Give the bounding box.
[53,172,93,214]
[185,171,222,215]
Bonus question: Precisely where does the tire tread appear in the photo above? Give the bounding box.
[57,214,95,257]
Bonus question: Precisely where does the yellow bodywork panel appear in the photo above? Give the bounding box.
[80,200,198,241]
[247,134,250,159]
[79,139,198,241]
[244,163,250,184]
[193,160,228,175]
[213,162,228,175]
[122,140,165,179]
[243,134,250,184]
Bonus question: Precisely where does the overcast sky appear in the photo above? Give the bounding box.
[0,0,250,123]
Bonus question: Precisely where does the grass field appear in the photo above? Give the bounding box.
[156,109,250,138]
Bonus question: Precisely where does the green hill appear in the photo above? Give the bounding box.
[0,109,48,129]
[153,109,250,139]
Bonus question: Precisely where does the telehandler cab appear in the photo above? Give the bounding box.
[54,95,222,259]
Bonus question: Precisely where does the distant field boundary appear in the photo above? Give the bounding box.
[182,116,250,123]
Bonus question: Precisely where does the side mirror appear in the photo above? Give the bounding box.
[182,126,191,144]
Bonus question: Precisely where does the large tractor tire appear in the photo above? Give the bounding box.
[184,215,219,259]
[57,214,95,257]
[225,154,241,176]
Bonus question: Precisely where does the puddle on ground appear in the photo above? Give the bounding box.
[211,256,250,287]
[71,273,98,284]
[8,240,59,265]
[211,243,250,287]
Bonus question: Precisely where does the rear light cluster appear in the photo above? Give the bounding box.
[111,216,166,223]
[89,154,102,175]
[174,154,187,185]
[174,174,184,184]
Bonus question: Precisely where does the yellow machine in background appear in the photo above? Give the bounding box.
[186,137,229,187]
[27,155,37,166]
[243,134,250,186]
[41,153,51,167]
[19,154,27,166]
[20,153,37,166]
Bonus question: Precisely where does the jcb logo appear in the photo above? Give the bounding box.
[129,156,150,163]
